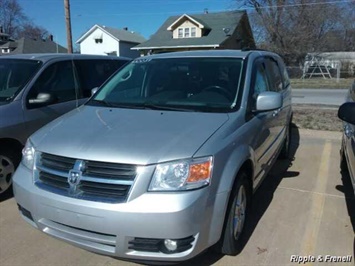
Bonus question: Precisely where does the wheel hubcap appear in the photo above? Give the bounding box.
[0,155,15,194]
[233,185,247,240]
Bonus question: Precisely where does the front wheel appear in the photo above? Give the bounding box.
[0,151,20,195]
[340,145,348,173]
[219,172,251,255]
[279,119,292,159]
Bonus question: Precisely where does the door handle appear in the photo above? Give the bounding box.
[272,109,280,117]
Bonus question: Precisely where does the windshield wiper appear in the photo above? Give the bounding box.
[141,103,192,112]
[89,100,192,111]
[89,99,115,107]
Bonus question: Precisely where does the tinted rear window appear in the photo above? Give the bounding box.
[75,59,128,97]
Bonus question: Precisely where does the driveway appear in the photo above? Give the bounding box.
[0,129,354,266]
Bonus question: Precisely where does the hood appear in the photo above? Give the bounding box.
[31,106,229,165]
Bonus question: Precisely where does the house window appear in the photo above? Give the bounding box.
[176,27,197,38]
[191,27,196,37]
[95,38,103,44]
[178,28,183,38]
[2,48,9,53]
[184,28,190,38]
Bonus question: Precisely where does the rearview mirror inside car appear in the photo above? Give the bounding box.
[254,91,283,112]
[91,87,99,96]
[338,102,355,125]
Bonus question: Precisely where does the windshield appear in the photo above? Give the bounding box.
[89,57,244,112]
[0,59,42,102]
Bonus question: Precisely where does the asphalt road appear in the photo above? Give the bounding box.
[292,89,348,106]
[0,129,354,266]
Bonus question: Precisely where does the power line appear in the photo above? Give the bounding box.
[243,0,355,9]
[73,0,355,17]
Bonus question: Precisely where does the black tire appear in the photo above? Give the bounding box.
[219,171,251,255]
[279,120,292,160]
[340,147,348,173]
[0,150,20,196]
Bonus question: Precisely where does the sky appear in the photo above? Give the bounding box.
[18,0,237,49]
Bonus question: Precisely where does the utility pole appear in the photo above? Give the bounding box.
[64,0,73,53]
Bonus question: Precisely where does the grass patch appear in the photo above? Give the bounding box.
[291,78,353,89]
[293,105,343,131]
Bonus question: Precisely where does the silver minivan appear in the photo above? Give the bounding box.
[13,50,293,263]
[338,80,355,195]
[0,54,129,195]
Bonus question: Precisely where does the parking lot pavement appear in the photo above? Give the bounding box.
[0,128,354,266]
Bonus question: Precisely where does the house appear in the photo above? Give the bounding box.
[76,25,146,58]
[0,36,67,56]
[0,30,11,46]
[132,10,255,56]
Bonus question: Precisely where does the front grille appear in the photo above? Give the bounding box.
[35,152,137,203]
[41,153,75,171]
[84,161,136,180]
[39,171,69,190]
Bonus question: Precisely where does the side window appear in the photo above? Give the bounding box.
[253,63,269,96]
[351,81,355,102]
[265,58,283,92]
[29,61,77,104]
[278,58,290,87]
[75,59,127,97]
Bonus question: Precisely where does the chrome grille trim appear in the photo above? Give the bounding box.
[35,152,137,203]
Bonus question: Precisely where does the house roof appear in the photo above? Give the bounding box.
[133,11,247,50]
[0,41,17,49]
[5,38,67,54]
[76,25,146,44]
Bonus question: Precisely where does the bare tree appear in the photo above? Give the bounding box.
[16,22,49,39]
[0,0,50,39]
[0,0,26,36]
[236,0,353,64]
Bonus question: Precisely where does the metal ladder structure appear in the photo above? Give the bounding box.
[302,54,332,79]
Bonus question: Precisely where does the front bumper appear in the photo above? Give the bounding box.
[13,164,228,262]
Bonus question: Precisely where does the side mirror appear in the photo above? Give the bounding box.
[28,92,56,105]
[91,87,99,96]
[338,102,355,125]
[254,91,283,112]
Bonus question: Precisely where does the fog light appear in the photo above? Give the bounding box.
[164,239,177,252]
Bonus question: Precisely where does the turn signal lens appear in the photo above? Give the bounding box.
[187,160,212,183]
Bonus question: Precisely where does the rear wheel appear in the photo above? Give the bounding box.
[279,118,292,159]
[219,172,251,255]
[0,151,20,195]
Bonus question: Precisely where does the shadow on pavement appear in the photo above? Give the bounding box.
[176,126,301,266]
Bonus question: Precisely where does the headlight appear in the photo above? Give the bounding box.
[22,139,35,170]
[149,156,213,191]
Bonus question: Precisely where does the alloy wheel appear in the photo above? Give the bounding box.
[233,185,247,240]
[0,155,15,194]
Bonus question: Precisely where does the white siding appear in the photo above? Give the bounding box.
[80,28,119,56]
[120,41,140,59]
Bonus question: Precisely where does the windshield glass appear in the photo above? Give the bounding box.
[0,59,42,102]
[89,57,244,112]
